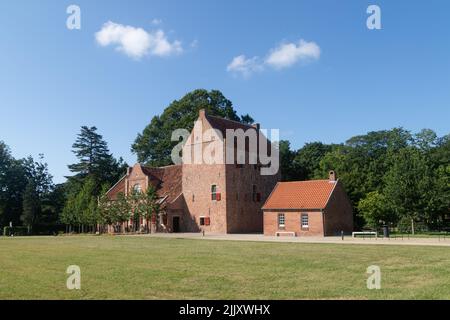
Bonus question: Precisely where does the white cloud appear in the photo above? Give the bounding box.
[227,39,320,77]
[95,21,183,59]
[226,55,264,77]
[265,40,320,69]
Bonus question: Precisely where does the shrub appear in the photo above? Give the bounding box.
[397,217,429,234]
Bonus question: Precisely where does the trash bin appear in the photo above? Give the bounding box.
[383,225,390,238]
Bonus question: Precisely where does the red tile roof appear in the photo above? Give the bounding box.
[106,176,126,200]
[141,164,182,204]
[262,180,337,210]
[206,115,255,136]
[106,164,182,205]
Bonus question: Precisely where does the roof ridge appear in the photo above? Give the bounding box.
[141,164,181,170]
[279,179,331,183]
[206,114,254,128]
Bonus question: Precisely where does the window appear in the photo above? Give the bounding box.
[301,213,309,229]
[211,185,217,200]
[211,185,221,201]
[133,184,142,193]
[200,217,210,226]
[278,213,285,229]
[192,194,195,202]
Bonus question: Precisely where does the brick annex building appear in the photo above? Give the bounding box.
[262,171,354,236]
[106,109,280,233]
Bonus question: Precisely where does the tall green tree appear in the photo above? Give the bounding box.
[357,191,394,229]
[41,184,66,226]
[294,142,333,180]
[61,177,99,232]
[132,89,254,166]
[63,126,127,232]
[0,142,53,230]
[138,185,160,232]
[278,140,299,181]
[68,126,126,186]
[383,148,432,234]
[111,193,132,232]
[21,181,41,233]
[98,183,113,228]
[0,142,27,228]
[22,155,53,197]
[76,177,99,232]
[61,196,77,231]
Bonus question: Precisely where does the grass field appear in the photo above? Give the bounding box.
[0,235,449,299]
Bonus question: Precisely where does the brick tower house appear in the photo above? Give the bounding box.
[106,109,280,234]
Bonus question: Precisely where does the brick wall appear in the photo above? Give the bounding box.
[263,210,324,236]
[323,181,354,236]
[226,164,279,233]
[182,163,228,233]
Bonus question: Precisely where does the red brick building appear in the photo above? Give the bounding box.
[262,171,353,236]
[105,109,280,233]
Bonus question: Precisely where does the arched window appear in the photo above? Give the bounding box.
[133,184,142,194]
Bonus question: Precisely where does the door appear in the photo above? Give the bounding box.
[172,216,180,233]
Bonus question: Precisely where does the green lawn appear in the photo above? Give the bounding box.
[0,235,449,299]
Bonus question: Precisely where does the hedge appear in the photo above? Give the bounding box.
[3,226,29,236]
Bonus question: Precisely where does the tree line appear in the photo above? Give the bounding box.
[0,89,449,234]
[280,128,450,233]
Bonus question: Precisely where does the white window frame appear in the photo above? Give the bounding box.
[301,213,309,229]
[211,184,218,201]
[278,213,285,229]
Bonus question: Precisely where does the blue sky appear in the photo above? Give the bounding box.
[0,0,449,183]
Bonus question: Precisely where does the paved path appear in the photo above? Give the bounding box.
[135,233,450,247]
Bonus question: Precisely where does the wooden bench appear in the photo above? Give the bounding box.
[276,231,296,237]
[352,231,377,238]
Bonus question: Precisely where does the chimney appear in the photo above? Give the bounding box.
[199,108,206,118]
[329,170,336,181]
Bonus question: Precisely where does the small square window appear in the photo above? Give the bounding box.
[200,217,210,226]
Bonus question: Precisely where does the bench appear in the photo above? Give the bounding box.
[276,231,296,237]
[352,231,377,238]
